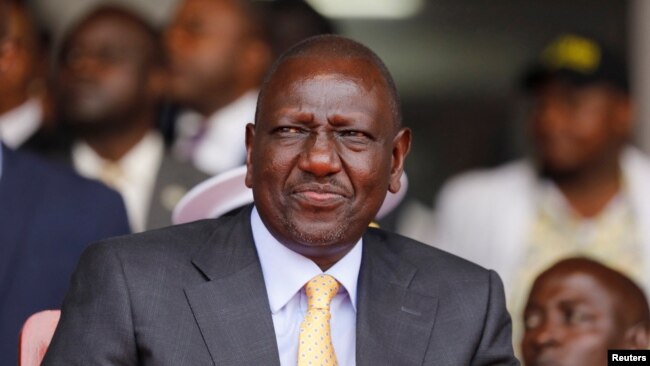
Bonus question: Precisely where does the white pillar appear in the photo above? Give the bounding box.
[630,0,650,152]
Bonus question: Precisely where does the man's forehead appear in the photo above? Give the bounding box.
[534,271,617,303]
[268,57,386,93]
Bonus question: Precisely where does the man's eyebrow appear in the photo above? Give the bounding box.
[274,109,315,122]
[557,298,589,306]
[523,303,543,313]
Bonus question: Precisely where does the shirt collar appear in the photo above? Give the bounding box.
[0,98,42,149]
[250,206,362,314]
[72,131,164,184]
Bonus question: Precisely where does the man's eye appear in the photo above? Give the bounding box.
[339,130,371,141]
[524,312,543,330]
[566,309,594,326]
[276,127,305,135]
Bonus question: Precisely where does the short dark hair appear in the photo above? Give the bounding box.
[0,0,8,40]
[59,5,163,68]
[256,34,402,129]
[255,1,335,59]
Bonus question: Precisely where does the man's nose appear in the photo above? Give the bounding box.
[530,320,563,349]
[533,102,569,136]
[298,132,342,177]
[164,26,184,55]
[66,54,101,80]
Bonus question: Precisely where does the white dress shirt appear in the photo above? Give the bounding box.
[251,207,361,366]
[72,132,164,232]
[0,98,42,148]
[174,90,258,175]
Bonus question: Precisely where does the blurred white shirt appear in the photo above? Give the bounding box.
[72,132,164,232]
[0,98,42,148]
[174,90,258,175]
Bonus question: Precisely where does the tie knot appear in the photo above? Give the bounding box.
[304,274,340,310]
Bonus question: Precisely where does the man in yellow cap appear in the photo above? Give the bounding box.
[434,33,650,347]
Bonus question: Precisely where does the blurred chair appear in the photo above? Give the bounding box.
[18,310,60,366]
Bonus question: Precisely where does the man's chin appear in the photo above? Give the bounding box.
[283,218,348,248]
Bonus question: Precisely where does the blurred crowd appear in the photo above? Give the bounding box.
[1,0,649,365]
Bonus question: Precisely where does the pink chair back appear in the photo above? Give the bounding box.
[18,310,61,366]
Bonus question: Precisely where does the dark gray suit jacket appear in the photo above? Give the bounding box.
[43,206,519,365]
[145,153,209,230]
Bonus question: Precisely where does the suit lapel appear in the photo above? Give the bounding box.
[356,230,438,366]
[184,207,280,365]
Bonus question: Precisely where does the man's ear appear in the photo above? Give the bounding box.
[0,38,17,74]
[623,323,650,349]
[147,66,168,100]
[245,123,256,188]
[388,127,411,194]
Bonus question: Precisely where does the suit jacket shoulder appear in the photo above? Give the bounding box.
[44,207,280,365]
[0,146,130,366]
[45,207,518,365]
[358,229,519,365]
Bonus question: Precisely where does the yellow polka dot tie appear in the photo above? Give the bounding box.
[298,274,340,366]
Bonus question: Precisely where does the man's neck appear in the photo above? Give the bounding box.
[0,92,28,116]
[82,121,152,162]
[200,85,255,118]
[550,155,622,218]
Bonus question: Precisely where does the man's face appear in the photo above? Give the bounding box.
[165,0,250,115]
[246,57,410,262]
[530,80,630,174]
[58,14,154,129]
[522,271,625,366]
[0,5,39,99]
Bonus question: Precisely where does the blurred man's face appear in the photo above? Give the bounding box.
[245,56,410,266]
[0,5,40,106]
[165,0,252,115]
[522,271,625,366]
[530,80,630,175]
[58,13,154,130]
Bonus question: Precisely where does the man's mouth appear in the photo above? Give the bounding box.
[291,184,349,207]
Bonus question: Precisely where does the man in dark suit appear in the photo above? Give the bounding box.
[45,5,207,232]
[44,35,519,365]
[0,146,131,365]
[0,3,131,364]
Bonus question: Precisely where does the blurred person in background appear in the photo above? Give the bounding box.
[522,257,650,366]
[433,33,650,345]
[165,0,272,175]
[0,2,130,363]
[258,0,335,60]
[50,5,207,232]
[0,0,52,149]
